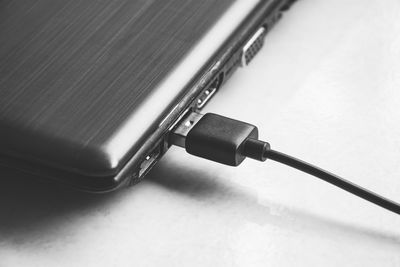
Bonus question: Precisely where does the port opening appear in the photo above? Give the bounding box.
[196,72,224,109]
[138,143,163,178]
[241,27,266,66]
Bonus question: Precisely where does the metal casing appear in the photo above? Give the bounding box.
[0,0,286,191]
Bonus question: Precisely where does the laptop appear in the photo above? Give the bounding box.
[0,0,296,192]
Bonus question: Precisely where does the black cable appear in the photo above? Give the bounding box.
[170,112,400,215]
[264,149,400,215]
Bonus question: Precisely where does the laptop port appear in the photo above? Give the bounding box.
[241,27,266,66]
[138,143,162,178]
[196,72,224,109]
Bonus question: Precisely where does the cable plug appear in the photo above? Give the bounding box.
[169,111,270,166]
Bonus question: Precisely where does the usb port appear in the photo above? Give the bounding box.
[139,144,162,178]
[196,73,223,109]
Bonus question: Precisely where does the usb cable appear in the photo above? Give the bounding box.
[169,112,400,215]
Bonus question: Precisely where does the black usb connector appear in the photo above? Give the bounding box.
[169,111,400,215]
[170,112,268,166]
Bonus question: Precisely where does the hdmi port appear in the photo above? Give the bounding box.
[196,73,223,109]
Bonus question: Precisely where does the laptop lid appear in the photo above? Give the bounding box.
[0,0,289,190]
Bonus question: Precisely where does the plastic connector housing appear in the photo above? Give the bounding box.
[185,113,258,166]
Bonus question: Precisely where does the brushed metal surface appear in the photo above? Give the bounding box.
[0,0,245,177]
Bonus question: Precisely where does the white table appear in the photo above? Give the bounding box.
[1,0,400,266]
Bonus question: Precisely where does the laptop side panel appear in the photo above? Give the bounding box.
[0,0,244,175]
[0,0,294,191]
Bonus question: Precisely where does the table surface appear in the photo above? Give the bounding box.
[1,0,400,266]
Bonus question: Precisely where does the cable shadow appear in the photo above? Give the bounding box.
[147,159,400,247]
[0,167,124,242]
[0,158,399,249]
